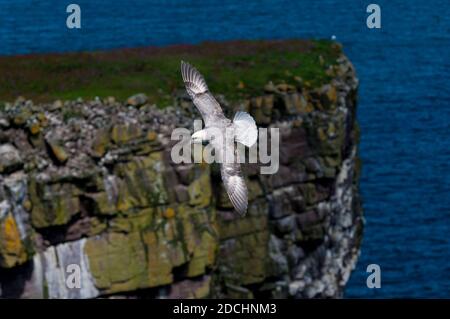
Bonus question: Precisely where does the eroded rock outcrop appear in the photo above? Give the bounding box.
[0,50,362,299]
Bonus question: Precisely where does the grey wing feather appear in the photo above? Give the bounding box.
[180,61,227,126]
[181,60,208,97]
[221,162,248,216]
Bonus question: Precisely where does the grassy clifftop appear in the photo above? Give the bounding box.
[0,39,342,105]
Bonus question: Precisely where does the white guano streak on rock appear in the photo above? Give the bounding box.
[104,175,119,204]
[288,146,359,298]
[42,238,99,299]
[0,200,10,220]
[327,146,359,288]
[3,172,29,240]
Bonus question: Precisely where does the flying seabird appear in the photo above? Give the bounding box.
[180,61,258,216]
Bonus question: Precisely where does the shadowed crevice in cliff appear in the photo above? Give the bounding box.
[34,194,114,246]
[0,260,34,298]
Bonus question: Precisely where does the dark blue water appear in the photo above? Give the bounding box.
[1,0,449,298]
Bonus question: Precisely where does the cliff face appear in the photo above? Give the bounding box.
[0,41,362,298]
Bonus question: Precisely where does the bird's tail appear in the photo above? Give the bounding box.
[180,61,208,97]
[233,111,258,147]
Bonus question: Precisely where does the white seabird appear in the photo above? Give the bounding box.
[180,61,258,216]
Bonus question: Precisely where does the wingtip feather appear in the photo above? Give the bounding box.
[180,60,208,96]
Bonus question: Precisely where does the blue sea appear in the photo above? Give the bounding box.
[0,0,449,298]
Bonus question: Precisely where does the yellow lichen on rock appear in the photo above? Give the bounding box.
[0,214,27,268]
[164,207,175,219]
[142,230,174,287]
[147,131,157,141]
[29,122,41,135]
[47,140,69,163]
[188,167,212,208]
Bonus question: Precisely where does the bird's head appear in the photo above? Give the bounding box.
[191,130,207,144]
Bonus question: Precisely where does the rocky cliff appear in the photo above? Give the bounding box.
[0,40,362,298]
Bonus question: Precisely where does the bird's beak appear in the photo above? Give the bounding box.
[190,137,201,144]
[190,137,197,144]
[190,137,209,145]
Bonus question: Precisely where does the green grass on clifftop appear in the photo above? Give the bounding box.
[0,39,342,105]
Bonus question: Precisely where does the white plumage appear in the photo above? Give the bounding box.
[180,61,258,216]
[233,111,258,147]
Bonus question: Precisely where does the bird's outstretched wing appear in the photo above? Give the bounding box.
[181,61,227,127]
[220,161,248,216]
